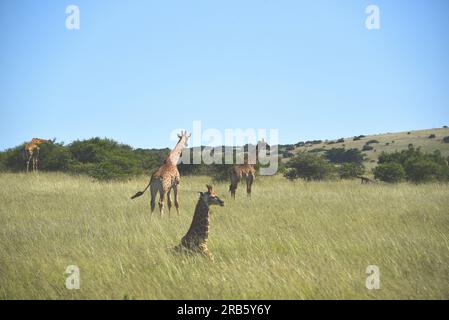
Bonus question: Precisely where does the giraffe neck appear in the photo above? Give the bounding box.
[184,199,210,243]
[166,139,185,166]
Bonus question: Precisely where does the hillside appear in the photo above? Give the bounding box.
[281,127,449,170]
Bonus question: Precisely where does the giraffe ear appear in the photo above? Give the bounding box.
[177,133,182,138]
[198,192,204,197]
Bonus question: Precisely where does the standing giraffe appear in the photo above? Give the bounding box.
[23,138,51,173]
[228,139,269,199]
[229,160,256,199]
[131,131,191,216]
[173,185,224,260]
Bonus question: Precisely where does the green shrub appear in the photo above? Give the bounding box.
[285,152,335,181]
[305,140,322,145]
[37,142,71,171]
[325,148,364,164]
[376,146,449,182]
[282,151,295,158]
[283,168,298,181]
[339,163,365,179]
[373,163,406,183]
[443,136,449,143]
[0,152,6,171]
[428,134,436,139]
[404,158,441,183]
[2,145,26,172]
[362,144,374,151]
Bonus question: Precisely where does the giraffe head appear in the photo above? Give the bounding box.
[199,185,225,207]
[177,130,191,147]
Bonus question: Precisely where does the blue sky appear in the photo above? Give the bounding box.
[1,0,448,150]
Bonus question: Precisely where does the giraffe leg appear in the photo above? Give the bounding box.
[167,188,172,216]
[246,174,254,197]
[229,174,238,199]
[150,183,158,216]
[158,189,166,216]
[173,184,180,215]
[26,157,31,173]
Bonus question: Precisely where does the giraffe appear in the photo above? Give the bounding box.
[23,138,51,173]
[357,175,377,184]
[131,131,191,216]
[229,160,256,199]
[228,139,269,199]
[173,185,224,260]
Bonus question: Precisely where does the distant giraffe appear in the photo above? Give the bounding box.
[229,160,256,199]
[131,131,191,216]
[357,175,377,184]
[173,185,224,260]
[23,138,51,173]
[228,139,269,199]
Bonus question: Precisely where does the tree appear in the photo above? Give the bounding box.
[38,141,71,171]
[325,148,364,164]
[1,144,26,172]
[377,145,449,182]
[339,163,365,179]
[404,158,440,183]
[284,152,334,181]
[373,163,406,183]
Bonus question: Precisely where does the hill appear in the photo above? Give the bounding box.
[280,127,449,170]
[1,127,448,180]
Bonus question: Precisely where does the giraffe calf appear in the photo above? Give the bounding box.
[173,185,224,260]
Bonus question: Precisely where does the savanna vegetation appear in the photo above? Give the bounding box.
[1,173,448,299]
[3,128,449,184]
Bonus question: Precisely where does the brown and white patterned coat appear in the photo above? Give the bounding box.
[131,131,190,216]
[23,138,51,173]
[174,185,224,260]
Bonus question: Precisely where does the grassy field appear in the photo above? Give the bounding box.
[1,172,449,299]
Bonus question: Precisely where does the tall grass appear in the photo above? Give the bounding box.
[0,172,448,299]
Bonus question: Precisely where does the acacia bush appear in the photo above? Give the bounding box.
[375,145,449,183]
[362,144,374,151]
[325,148,364,164]
[373,163,406,183]
[0,138,158,180]
[284,152,335,181]
[339,163,365,179]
